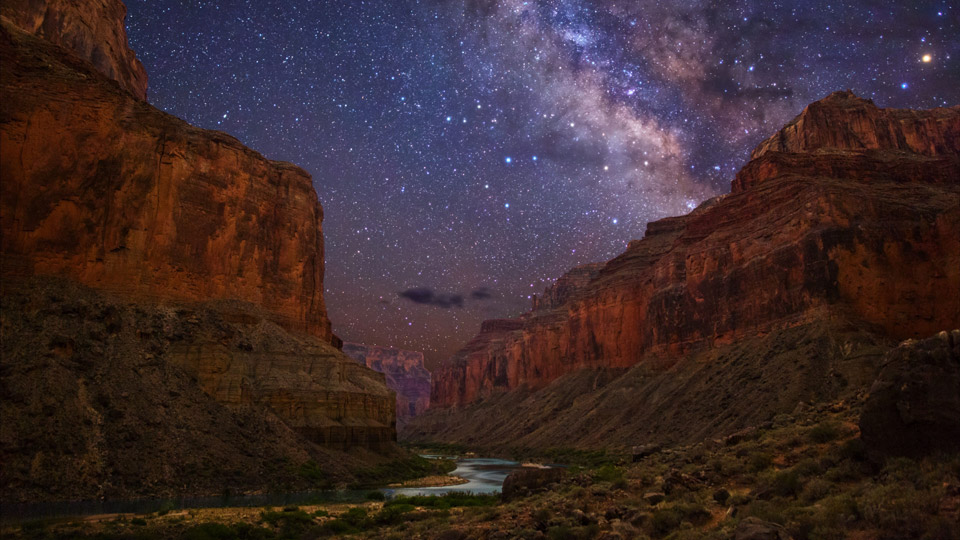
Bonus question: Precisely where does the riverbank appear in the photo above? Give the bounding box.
[4,399,957,539]
[387,475,469,488]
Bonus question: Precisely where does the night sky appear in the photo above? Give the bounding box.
[124,1,959,368]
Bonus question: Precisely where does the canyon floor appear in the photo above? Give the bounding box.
[5,392,958,540]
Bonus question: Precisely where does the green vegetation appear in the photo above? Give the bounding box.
[6,402,957,540]
[384,492,499,509]
[351,454,456,487]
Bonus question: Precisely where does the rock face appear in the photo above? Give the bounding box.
[342,343,431,422]
[410,91,960,445]
[1,0,148,99]
[860,330,960,459]
[0,2,397,501]
[0,19,333,345]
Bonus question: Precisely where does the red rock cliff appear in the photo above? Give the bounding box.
[0,20,333,344]
[428,91,960,409]
[0,0,395,469]
[1,0,148,99]
[343,343,431,421]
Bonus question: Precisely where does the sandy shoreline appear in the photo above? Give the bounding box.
[387,475,469,488]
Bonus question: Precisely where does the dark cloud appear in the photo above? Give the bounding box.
[470,287,495,300]
[399,287,465,308]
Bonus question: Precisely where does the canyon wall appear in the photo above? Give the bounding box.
[343,343,432,422]
[0,18,333,344]
[422,91,960,416]
[0,2,398,501]
[1,0,148,99]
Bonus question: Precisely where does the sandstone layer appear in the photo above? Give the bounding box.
[343,343,431,422]
[1,0,147,99]
[409,91,960,447]
[0,20,333,344]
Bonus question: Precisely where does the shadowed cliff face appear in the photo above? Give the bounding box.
[342,343,431,423]
[422,91,960,416]
[1,0,148,99]
[0,20,334,344]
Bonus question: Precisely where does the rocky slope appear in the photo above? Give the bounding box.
[343,344,432,423]
[408,91,960,447]
[0,2,398,502]
[0,279,395,503]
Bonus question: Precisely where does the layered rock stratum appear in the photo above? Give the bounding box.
[343,343,432,423]
[0,2,397,502]
[407,91,960,448]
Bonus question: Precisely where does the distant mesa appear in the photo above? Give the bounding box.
[343,343,432,425]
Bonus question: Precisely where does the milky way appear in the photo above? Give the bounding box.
[125,0,959,368]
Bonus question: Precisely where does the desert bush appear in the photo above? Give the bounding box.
[593,464,624,483]
[808,422,840,444]
[750,452,774,472]
[800,478,833,503]
[858,482,941,539]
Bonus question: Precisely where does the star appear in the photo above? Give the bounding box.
[124,0,960,368]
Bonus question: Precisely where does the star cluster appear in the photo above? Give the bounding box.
[125,0,959,368]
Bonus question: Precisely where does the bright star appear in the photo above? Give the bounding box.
[532,155,537,161]
[901,82,909,89]
[504,203,510,208]
[505,157,512,164]
[922,54,932,63]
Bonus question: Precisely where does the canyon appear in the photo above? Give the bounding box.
[407,91,960,449]
[343,343,432,424]
[0,0,398,502]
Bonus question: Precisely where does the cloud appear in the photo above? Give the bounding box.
[399,287,465,308]
[469,287,495,300]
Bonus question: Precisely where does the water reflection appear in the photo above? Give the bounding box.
[383,458,524,497]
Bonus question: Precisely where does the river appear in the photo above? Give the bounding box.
[0,457,524,523]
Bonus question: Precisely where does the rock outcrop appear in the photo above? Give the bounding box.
[410,92,960,446]
[342,343,431,422]
[859,330,960,459]
[1,0,148,99]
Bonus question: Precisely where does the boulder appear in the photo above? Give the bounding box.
[860,330,960,459]
[501,467,564,500]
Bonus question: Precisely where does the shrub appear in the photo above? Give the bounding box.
[712,488,730,505]
[375,504,416,525]
[366,491,386,501]
[593,465,624,483]
[808,422,840,444]
[184,523,239,540]
[546,524,601,540]
[800,478,833,503]
[750,452,774,472]
[858,483,941,538]
[770,469,802,497]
